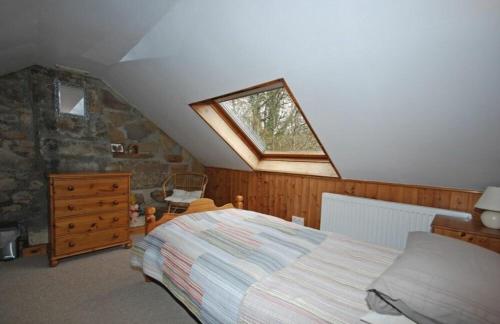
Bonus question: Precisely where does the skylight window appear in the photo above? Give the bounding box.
[217,85,323,155]
[191,79,339,178]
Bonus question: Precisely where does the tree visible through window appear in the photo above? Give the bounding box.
[218,85,322,154]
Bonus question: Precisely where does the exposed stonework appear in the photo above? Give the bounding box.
[0,65,203,245]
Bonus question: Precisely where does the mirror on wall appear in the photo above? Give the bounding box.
[55,81,87,117]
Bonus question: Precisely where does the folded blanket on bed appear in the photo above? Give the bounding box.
[131,208,399,324]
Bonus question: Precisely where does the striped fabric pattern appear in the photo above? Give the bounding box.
[131,209,399,324]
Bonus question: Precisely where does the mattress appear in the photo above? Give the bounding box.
[131,208,399,323]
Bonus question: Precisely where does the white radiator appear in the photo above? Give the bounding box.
[320,193,471,250]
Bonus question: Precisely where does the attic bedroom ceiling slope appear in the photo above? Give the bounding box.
[1,0,499,190]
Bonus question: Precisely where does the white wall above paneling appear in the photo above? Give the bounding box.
[1,0,499,190]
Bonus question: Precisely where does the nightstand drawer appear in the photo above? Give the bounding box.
[433,228,500,252]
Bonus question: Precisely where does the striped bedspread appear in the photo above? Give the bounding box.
[131,208,399,323]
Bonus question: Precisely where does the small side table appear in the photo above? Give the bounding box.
[431,215,500,253]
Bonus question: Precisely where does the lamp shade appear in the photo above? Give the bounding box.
[475,186,500,212]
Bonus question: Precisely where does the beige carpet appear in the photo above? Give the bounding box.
[0,237,197,324]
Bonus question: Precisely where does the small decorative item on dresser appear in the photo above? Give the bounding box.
[475,186,500,229]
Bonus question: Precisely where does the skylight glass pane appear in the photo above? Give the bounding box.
[219,87,322,153]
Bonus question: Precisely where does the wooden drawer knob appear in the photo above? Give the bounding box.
[68,241,76,247]
[459,232,466,237]
[112,183,119,189]
[113,216,119,222]
[67,205,75,211]
[112,200,119,206]
[67,185,74,191]
[112,233,119,239]
[68,223,75,229]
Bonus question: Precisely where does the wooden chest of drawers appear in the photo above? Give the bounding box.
[49,172,132,267]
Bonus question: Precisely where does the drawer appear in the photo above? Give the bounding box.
[52,177,128,199]
[53,195,128,218]
[434,228,500,252]
[54,227,129,256]
[54,211,128,237]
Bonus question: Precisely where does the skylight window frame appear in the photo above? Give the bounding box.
[213,79,329,161]
[191,79,340,178]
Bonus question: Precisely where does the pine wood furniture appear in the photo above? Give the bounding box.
[431,215,500,253]
[48,172,132,267]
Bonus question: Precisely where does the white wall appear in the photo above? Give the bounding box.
[1,0,499,190]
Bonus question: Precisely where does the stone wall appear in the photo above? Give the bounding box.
[0,65,203,245]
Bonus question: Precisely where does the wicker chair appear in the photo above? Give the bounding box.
[162,172,208,213]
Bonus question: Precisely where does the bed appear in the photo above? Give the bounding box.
[131,196,500,324]
[131,196,401,323]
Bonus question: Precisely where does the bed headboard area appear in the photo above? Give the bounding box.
[321,193,472,250]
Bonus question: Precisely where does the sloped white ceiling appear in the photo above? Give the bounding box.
[1,0,499,190]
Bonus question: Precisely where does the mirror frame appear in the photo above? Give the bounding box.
[54,79,89,118]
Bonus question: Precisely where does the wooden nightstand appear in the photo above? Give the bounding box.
[431,215,500,253]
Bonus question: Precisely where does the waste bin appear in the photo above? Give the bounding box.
[0,222,20,261]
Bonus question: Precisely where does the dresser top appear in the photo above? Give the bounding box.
[49,172,132,178]
[432,215,500,239]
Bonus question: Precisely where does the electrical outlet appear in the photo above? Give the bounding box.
[292,216,304,226]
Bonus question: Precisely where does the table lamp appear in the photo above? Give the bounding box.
[475,186,500,229]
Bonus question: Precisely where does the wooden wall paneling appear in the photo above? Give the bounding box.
[300,176,311,223]
[433,190,451,209]
[353,182,366,197]
[277,174,288,220]
[306,178,320,228]
[268,173,276,216]
[376,184,392,201]
[467,193,481,220]
[313,178,330,229]
[449,191,468,212]
[285,175,296,222]
[417,188,434,207]
[247,171,258,210]
[365,183,378,199]
[260,172,270,215]
[402,187,419,205]
[204,167,483,229]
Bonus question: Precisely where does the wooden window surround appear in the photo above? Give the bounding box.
[191,79,340,178]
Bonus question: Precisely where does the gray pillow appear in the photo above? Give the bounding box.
[366,232,500,324]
